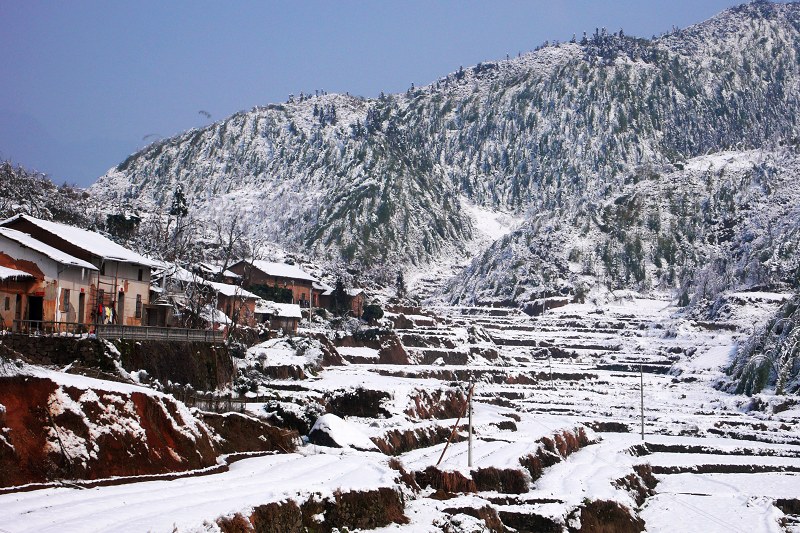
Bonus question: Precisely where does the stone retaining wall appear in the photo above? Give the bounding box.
[1,335,233,390]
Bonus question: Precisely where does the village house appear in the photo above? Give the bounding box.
[0,227,98,330]
[154,266,259,328]
[345,288,366,318]
[254,299,302,334]
[192,262,242,284]
[208,279,258,328]
[0,214,156,327]
[0,266,34,329]
[313,280,334,310]
[228,260,318,307]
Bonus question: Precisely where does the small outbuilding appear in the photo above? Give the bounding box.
[255,299,302,334]
[345,288,365,318]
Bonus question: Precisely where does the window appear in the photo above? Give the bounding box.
[137,268,143,281]
[4,297,9,311]
[135,294,142,319]
[99,263,105,275]
[62,289,70,313]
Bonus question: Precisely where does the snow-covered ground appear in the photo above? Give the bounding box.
[0,452,396,533]
[1,294,798,531]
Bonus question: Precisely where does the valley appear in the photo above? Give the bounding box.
[1,2,799,532]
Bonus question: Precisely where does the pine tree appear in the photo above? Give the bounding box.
[169,186,189,218]
[395,271,407,299]
[332,277,348,315]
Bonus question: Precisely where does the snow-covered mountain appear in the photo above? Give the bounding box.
[91,1,800,300]
[446,148,800,306]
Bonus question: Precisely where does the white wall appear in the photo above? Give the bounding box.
[96,260,151,326]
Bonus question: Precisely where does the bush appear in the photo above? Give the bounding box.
[362,304,384,322]
[251,284,293,304]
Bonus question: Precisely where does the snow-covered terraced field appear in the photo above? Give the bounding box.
[1,294,797,531]
[0,453,398,533]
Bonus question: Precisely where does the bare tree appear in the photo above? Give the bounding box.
[134,205,203,264]
[213,213,249,276]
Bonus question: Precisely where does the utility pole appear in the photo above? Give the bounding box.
[640,361,645,440]
[435,381,475,469]
[468,379,474,468]
[308,287,313,328]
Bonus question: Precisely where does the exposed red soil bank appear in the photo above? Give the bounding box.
[216,488,408,533]
[416,426,594,495]
[0,375,219,487]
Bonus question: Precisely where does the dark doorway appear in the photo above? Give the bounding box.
[78,293,86,324]
[27,296,43,322]
[15,294,22,321]
[117,292,125,324]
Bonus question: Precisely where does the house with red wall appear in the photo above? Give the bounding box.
[0,227,98,329]
[0,214,156,327]
[228,260,318,307]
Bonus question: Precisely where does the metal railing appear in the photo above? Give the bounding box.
[10,320,87,336]
[96,324,223,343]
[10,320,224,343]
[185,393,246,413]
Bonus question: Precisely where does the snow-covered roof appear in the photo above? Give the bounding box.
[0,265,34,281]
[169,266,258,299]
[345,288,364,297]
[249,260,316,282]
[201,304,232,326]
[0,214,157,267]
[168,266,203,284]
[0,227,98,271]
[254,298,270,314]
[195,262,241,279]
[255,300,302,319]
[272,303,302,319]
[207,280,259,300]
[313,280,334,296]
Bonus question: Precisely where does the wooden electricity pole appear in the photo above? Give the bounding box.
[435,382,475,468]
[640,361,645,440]
[468,379,474,468]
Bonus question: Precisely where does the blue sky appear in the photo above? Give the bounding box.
[0,1,782,187]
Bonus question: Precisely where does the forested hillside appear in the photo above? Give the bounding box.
[0,160,91,227]
[90,1,800,302]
